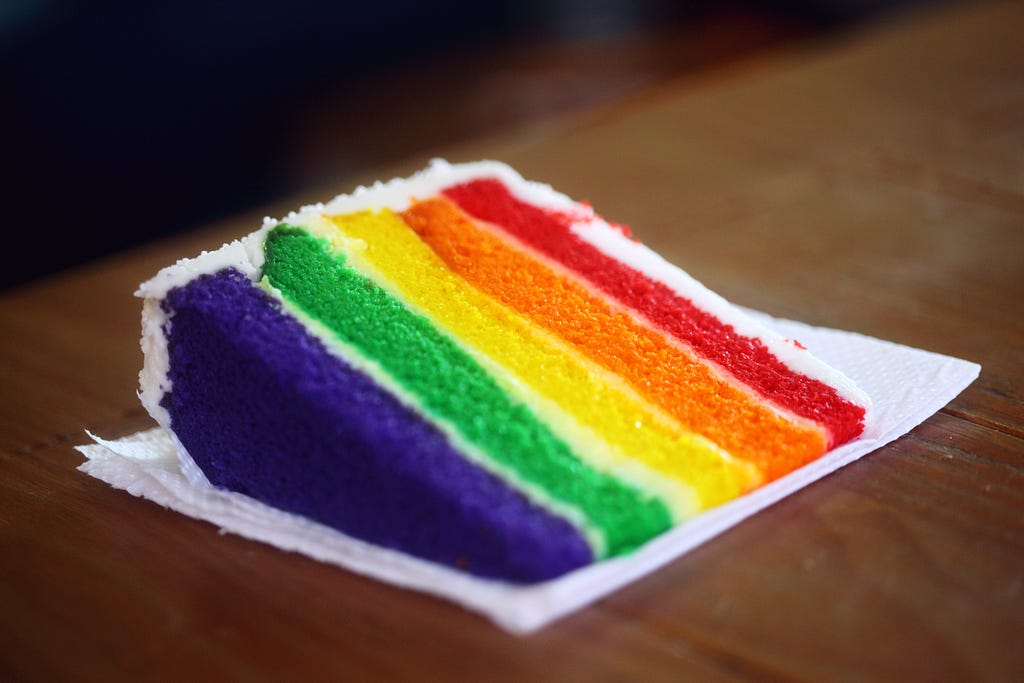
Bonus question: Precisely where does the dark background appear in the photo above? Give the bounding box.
[2,0,936,291]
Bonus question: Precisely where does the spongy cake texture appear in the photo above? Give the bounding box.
[139,160,871,584]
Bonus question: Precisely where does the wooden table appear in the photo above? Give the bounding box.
[2,2,1021,680]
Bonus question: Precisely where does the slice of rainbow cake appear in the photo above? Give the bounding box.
[138,159,871,584]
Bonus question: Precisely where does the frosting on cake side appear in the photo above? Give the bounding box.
[137,159,871,583]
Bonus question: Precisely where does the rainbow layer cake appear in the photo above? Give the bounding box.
[138,159,871,584]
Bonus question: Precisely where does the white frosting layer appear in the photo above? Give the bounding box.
[136,157,871,483]
[134,160,537,298]
[136,230,268,487]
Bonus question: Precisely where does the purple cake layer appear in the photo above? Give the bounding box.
[160,268,594,582]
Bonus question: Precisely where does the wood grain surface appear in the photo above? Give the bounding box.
[2,2,1022,681]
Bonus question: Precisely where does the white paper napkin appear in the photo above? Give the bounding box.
[76,311,979,634]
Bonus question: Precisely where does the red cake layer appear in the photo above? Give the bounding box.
[442,178,866,447]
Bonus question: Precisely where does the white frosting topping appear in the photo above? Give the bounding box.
[135,157,871,471]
